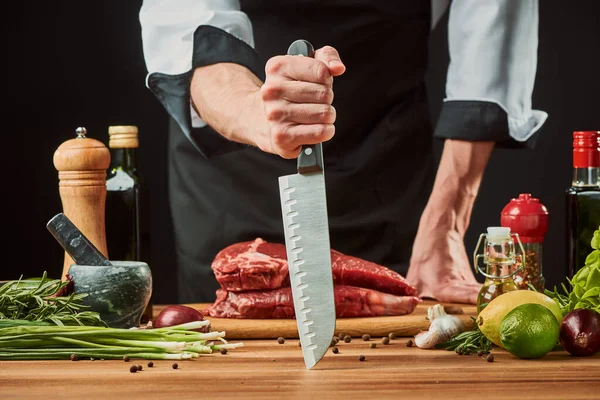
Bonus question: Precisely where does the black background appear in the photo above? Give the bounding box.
[6,1,600,305]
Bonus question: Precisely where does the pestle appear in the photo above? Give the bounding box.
[47,213,112,267]
[46,213,152,328]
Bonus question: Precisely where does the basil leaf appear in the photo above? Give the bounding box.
[592,228,600,250]
[574,283,586,299]
[573,265,590,285]
[585,296,599,307]
[585,267,600,290]
[582,286,600,299]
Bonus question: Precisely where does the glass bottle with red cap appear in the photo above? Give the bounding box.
[566,131,600,279]
[501,193,549,291]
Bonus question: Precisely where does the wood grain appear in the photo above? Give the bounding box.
[53,131,110,278]
[1,338,598,400]
[154,300,477,339]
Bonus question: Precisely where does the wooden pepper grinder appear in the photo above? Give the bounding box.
[53,127,111,278]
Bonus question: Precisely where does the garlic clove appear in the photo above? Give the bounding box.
[415,304,467,349]
[415,329,440,349]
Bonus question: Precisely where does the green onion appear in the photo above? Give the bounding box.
[0,321,243,361]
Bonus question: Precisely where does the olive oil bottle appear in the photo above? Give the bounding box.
[105,125,152,323]
[566,131,600,279]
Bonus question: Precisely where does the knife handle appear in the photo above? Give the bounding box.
[286,39,324,174]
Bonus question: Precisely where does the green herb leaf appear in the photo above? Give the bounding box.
[0,273,106,327]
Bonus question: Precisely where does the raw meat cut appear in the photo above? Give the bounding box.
[211,238,417,296]
[203,285,421,319]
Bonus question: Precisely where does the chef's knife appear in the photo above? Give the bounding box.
[278,39,336,370]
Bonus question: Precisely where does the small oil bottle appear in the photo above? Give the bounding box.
[473,227,525,313]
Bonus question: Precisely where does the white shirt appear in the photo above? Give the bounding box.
[139,0,547,144]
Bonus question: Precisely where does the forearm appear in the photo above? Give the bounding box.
[426,139,494,235]
[191,63,268,148]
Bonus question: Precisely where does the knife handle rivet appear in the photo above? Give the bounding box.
[304,147,313,156]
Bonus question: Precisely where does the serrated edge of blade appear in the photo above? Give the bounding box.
[278,174,335,369]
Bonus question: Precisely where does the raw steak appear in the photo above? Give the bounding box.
[203,285,421,319]
[211,238,417,296]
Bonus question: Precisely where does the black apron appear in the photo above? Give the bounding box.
[169,0,435,303]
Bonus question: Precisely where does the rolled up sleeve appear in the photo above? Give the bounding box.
[139,0,262,156]
[434,0,548,148]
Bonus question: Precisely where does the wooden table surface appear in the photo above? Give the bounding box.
[2,335,599,400]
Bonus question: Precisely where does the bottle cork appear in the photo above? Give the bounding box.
[53,127,111,278]
[108,125,139,149]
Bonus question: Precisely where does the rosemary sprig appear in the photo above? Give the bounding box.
[435,317,493,355]
[0,272,106,327]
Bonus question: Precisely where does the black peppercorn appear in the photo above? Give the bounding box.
[359,355,366,362]
[137,364,143,371]
[388,332,397,340]
[343,335,352,343]
[147,361,154,368]
[369,343,377,349]
[486,354,494,362]
[70,354,79,361]
[220,348,228,355]
[362,334,370,341]
[332,347,339,354]
[406,339,413,347]
[277,337,285,344]
[130,365,138,373]
[381,337,390,345]
[477,350,484,357]
[172,363,179,369]
[123,355,130,362]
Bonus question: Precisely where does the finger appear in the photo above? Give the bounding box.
[272,123,335,151]
[265,55,333,85]
[261,81,334,104]
[266,102,336,125]
[275,145,302,160]
[439,282,481,305]
[315,45,346,76]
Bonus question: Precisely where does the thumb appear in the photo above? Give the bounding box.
[315,45,346,76]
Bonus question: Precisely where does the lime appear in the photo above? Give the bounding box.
[478,290,563,347]
[499,303,560,359]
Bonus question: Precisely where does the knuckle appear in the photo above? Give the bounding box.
[265,56,285,75]
[315,124,334,140]
[271,127,288,147]
[319,87,334,103]
[322,124,335,139]
[320,105,336,123]
[321,45,336,55]
[260,83,281,101]
[265,106,284,121]
[312,62,330,82]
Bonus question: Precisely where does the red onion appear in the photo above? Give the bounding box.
[559,308,600,357]
[153,305,210,332]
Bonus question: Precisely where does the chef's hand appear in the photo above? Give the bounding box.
[259,46,346,158]
[190,46,345,158]
[406,140,494,305]
[406,205,482,305]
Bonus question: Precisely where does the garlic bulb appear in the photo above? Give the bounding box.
[414,304,466,349]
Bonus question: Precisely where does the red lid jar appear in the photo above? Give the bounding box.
[500,194,549,243]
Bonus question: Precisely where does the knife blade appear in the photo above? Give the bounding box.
[278,39,336,370]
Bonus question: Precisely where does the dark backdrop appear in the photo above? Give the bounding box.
[6,1,600,304]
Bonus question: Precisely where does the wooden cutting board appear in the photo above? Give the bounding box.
[153,300,476,339]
